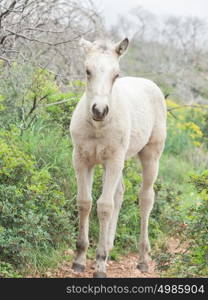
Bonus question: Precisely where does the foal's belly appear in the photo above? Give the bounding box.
[125,119,153,159]
[126,132,150,159]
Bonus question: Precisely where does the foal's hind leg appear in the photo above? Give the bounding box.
[137,142,164,272]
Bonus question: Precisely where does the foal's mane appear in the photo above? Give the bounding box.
[92,39,114,54]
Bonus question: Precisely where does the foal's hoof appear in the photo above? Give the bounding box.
[137,263,149,273]
[72,262,85,273]
[93,272,107,278]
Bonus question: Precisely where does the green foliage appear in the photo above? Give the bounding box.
[0,261,21,278]
[21,121,77,210]
[154,170,208,277]
[200,110,208,147]
[116,159,141,251]
[184,171,208,276]
[44,95,79,131]
[165,100,205,155]
[0,63,81,131]
[0,63,35,128]
[0,128,76,276]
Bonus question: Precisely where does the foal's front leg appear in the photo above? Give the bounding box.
[72,155,94,272]
[94,156,124,278]
[107,177,124,252]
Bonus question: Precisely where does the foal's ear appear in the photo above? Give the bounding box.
[79,38,93,54]
[115,38,129,56]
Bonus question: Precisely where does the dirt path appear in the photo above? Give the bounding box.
[43,252,158,278]
[37,238,183,278]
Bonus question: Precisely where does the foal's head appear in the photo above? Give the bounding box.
[80,38,129,122]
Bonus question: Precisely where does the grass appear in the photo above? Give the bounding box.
[22,120,77,201]
[22,244,74,277]
[159,152,206,213]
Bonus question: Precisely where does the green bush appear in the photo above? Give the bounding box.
[155,170,208,277]
[165,104,204,155]
[185,171,208,276]
[0,128,76,275]
[0,63,81,132]
[0,261,21,278]
[0,63,35,128]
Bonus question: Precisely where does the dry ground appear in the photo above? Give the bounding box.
[29,238,184,278]
[46,253,158,278]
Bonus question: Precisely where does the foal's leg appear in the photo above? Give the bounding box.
[94,157,124,278]
[107,177,124,252]
[72,156,94,272]
[137,142,164,272]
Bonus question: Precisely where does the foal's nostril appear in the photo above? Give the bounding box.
[104,105,109,116]
[92,104,109,120]
[92,104,100,117]
[92,104,97,114]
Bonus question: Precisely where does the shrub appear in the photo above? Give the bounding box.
[155,171,208,277]
[0,63,81,132]
[0,261,21,278]
[165,100,205,155]
[185,171,208,276]
[0,128,76,275]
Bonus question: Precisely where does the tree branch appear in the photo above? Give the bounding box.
[0,55,11,66]
[5,29,80,46]
[44,98,75,107]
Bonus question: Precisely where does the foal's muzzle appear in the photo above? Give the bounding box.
[92,104,109,121]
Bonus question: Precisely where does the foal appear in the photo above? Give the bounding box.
[70,38,166,278]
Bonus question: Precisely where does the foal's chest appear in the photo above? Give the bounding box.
[76,128,125,165]
[77,140,117,165]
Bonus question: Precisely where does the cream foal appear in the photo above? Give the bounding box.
[70,38,166,278]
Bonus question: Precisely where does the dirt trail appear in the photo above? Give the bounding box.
[35,238,182,278]
[47,253,158,278]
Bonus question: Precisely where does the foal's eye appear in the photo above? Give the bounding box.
[86,69,91,76]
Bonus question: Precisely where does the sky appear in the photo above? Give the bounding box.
[94,0,208,26]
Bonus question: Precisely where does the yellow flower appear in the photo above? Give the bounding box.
[167,99,180,108]
[184,122,203,138]
[193,141,201,147]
